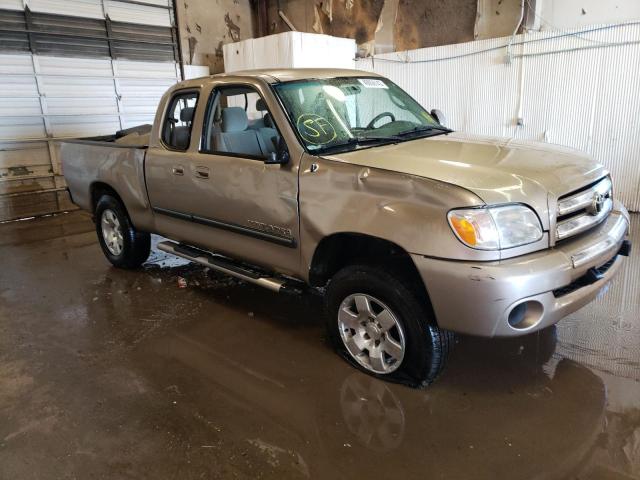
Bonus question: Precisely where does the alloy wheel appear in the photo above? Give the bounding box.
[101,209,124,256]
[338,293,406,374]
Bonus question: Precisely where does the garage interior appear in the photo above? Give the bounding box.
[1,0,640,478]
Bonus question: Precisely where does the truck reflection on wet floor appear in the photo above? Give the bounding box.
[120,261,603,479]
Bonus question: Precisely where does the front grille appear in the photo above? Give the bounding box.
[552,254,617,298]
[555,177,613,242]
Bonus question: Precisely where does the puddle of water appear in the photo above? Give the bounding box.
[144,235,191,268]
[133,301,617,479]
[1,211,638,479]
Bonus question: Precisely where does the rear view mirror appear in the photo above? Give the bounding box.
[265,136,290,165]
[431,109,447,127]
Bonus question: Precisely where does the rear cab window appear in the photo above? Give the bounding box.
[162,91,199,150]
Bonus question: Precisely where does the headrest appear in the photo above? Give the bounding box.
[256,98,267,111]
[180,107,194,123]
[222,107,248,132]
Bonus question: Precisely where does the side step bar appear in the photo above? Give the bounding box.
[157,240,287,293]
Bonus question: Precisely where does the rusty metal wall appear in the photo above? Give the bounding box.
[357,23,640,212]
[175,0,254,74]
[265,0,477,56]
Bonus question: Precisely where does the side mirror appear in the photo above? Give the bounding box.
[265,136,290,165]
[430,109,447,127]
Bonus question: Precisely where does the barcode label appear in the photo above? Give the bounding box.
[358,78,388,89]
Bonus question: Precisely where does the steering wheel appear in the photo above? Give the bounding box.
[366,112,396,129]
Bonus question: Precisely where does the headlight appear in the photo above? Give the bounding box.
[447,204,543,250]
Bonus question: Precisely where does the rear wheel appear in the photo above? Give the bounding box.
[325,264,454,387]
[95,195,150,269]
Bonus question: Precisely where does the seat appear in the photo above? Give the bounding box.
[171,127,190,149]
[169,106,195,150]
[213,107,267,157]
[253,98,278,153]
[259,114,278,153]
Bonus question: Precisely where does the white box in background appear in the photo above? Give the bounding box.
[223,31,357,72]
[183,65,210,79]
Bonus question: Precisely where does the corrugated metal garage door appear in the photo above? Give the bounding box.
[0,0,181,221]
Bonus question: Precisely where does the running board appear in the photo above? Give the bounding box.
[157,241,286,293]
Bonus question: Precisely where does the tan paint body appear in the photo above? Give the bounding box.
[60,68,630,337]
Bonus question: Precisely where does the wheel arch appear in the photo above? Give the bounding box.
[89,182,141,230]
[90,181,124,214]
[309,232,429,300]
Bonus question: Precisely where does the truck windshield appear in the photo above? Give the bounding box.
[273,77,451,154]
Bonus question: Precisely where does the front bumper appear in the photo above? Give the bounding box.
[413,201,630,337]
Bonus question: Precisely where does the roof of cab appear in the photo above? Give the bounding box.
[174,68,381,89]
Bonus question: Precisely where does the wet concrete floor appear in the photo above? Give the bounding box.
[0,211,639,479]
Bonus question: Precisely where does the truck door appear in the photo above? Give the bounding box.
[145,89,200,220]
[147,83,301,277]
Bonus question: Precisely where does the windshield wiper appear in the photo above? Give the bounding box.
[315,135,401,154]
[397,125,453,137]
[313,127,449,155]
[356,134,404,142]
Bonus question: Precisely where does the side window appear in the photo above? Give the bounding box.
[162,91,198,150]
[201,85,281,159]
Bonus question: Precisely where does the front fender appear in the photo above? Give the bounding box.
[299,154,492,280]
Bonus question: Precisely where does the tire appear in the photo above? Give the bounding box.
[325,264,454,388]
[95,194,150,269]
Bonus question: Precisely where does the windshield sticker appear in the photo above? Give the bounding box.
[358,78,388,89]
[296,114,337,145]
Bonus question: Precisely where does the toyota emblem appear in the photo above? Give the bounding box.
[590,192,606,215]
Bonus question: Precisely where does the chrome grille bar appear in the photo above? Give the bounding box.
[556,198,613,240]
[556,177,613,241]
[557,177,612,217]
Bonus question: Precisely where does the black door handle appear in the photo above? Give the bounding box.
[195,166,209,179]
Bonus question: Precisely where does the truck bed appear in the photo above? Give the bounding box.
[66,124,152,148]
[59,124,153,229]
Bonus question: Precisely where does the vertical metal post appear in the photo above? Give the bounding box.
[25,10,52,145]
[30,56,59,210]
[101,0,125,131]
[523,0,540,31]
[171,0,185,80]
[24,6,35,54]
[23,3,61,211]
[31,57,53,140]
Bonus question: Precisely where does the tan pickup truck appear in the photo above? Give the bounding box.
[61,68,631,387]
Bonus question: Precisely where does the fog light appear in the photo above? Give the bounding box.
[508,301,543,329]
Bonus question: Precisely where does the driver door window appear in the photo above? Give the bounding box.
[201,86,281,159]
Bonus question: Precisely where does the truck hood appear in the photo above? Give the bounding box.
[322,133,608,230]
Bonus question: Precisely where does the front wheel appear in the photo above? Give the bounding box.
[325,264,454,388]
[95,195,150,269]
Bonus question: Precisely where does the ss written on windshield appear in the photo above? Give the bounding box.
[273,77,448,153]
